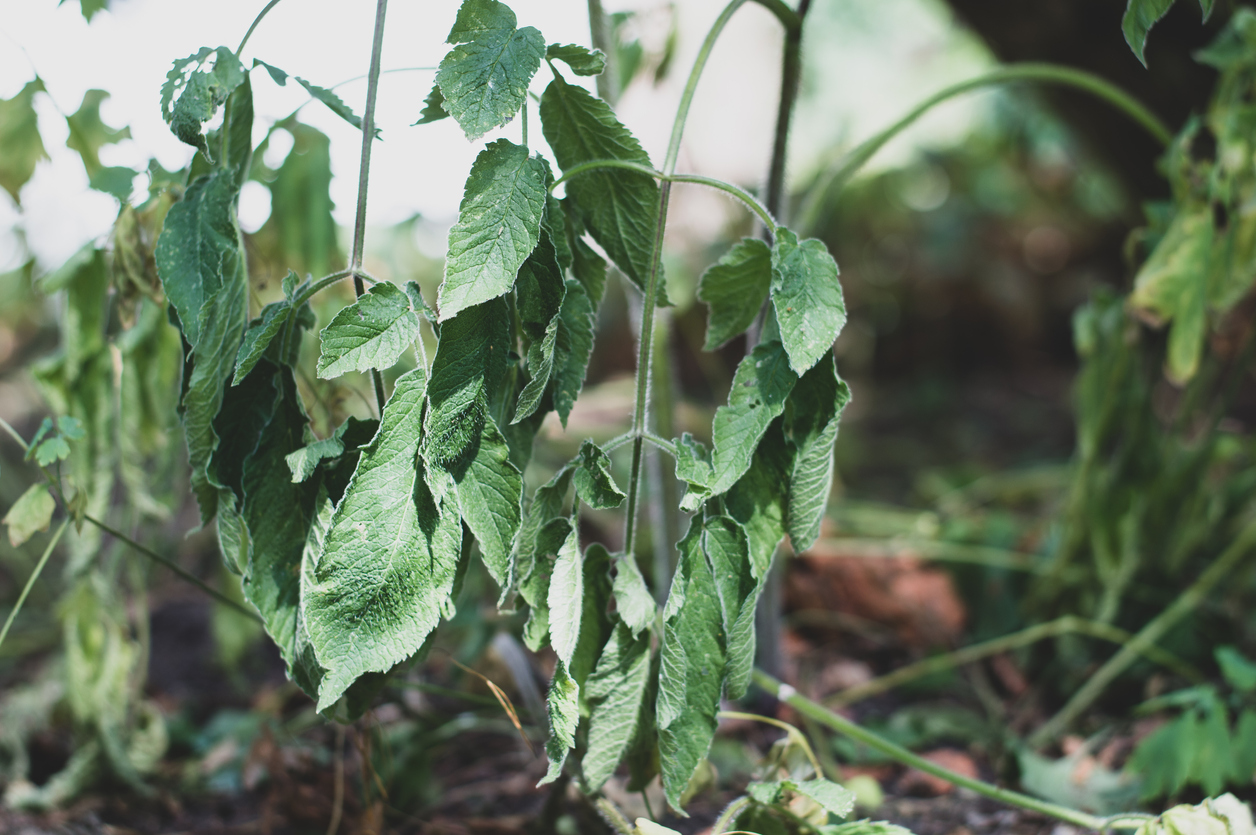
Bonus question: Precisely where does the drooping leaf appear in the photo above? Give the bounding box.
[677,341,798,509]
[0,78,48,205]
[4,484,56,548]
[658,518,726,813]
[233,272,310,384]
[582,623,652,791]
[726,421,790,575]
[547,522,584,667]
[552,279,596,425]
[516,467,574,591]
[292,491,333,698]
[65,89,133,199]
[571,543,614,687]
[285,415,376,483]
[564,196,608,305]
[612,555,655,637]
[540,71,664,303]
[254,60,369,133]
[574,439,626,509]
[304,368,463,710]
[444,416,524,589]
[1123,0,1177,66]
[546,43,607,76]
[749,779,856,819]
[512,223,566,423]
[316,281,419,379]
[440,139,549,320]
[160,47,246,161]
[771,227,846,376]
[424,299,511,466]
[255,118,341,279]
[415,83,449,125]
[155,170,249,523]
[697,238,772,350]
[540,660,580,784]
[520,516,571,651]
[703,515,760,699]
[786,355,851,552]
[238,367,321,684]
[435,0,546,141]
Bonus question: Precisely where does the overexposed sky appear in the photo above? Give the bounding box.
[0,0,994,273]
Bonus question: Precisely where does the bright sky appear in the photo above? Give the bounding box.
[0,0,994,274]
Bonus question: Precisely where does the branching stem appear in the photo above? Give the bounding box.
[350,0,391,416]
[796,63,1174,234]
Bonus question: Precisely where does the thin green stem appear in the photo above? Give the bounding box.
[719,710,823,777]
[84,514,263,623]
[796,63,1174,235]
[551,161,776,234]
[603,431,635,454]
[350,0,391,417]
[763,0,807,226]
[587,0,616,104]
[826,615,1201,709]
[641,431,676,456]
[1030,518,1256,748]
[714,797,752,835]
[751,0,801,30]
[665,0,747,174]
[752,669,1124,831]
[0,416,30,451]
[0,518,68,654]
[236,0,286,56]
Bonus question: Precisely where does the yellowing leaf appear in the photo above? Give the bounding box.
[4,484,56,547]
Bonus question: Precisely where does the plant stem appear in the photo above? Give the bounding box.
[1029,518,1256,748]
[236,0,286,56]
[0,518,68,653]
[763,0,808,226]
[664,0,747,174]
[826,615,1201,710]
[796,63,1174,235]
[751,0,801,29]
[84,513,264,624]
[351,0,391,416]
[714,796,752,834]
[751,668,1126,831]
[586,0,616,104]
[719,710,824,777]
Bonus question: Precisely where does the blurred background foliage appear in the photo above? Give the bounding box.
[2,0,1256,831]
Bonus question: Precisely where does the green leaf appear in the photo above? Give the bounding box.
[89,166,138,202]
[703,515,760,698]
[424,299,511,466]
[1129,206,1212,383]
[680,341,798,508]
[415,83,449,125]
[304,368,463,710]
[574,439,626,509]
[435,0,545,141]
[1131,713,1198,799]
[1216,646,1256,693]
[786,355,851,552]
[238,368,322,685]
[160,47,246,161]
[1123,0,1176,66]
[0,78,48,205]
[34,436,72,466]
[516,468,574,595]
[233,272,308,384]
[254,60,369,133]
[1193,703,1232,797]
[726,421,790,576]
[285,415,376,484]
[795,778,857,818]
[520,517,571,651]
[256,119,341,279]
[440,140,549,321]
[1232,710,1256,784]
[540,71,664,303]
[547,522,584,667]
[612,555,655,637]
[65,90,131,189]
[771,228,846,376]
[292,491,333,698]
[821,822,915,835]
[582,623,652,791]
[546,43,606,76]
[444,416,523,590]
[541,660,580,784]
[564,197,608,305]
[316,281,419,379]
[4,484,55,548]
[512,223,566,424]
[60,0,108,22]
[697,238,772,350]
[571,542,614,687]
[658,517,726,812]
[56,416,85,441]
[155,170,249,523]
[552,280,596,426]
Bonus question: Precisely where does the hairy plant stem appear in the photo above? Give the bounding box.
[763,0,808,226]
[350,0,390,416]
[0,518,68,654]
[826,615,1201,710]
[752,669,1148,831]
[714,797,752,834]
[1030,517,1256,747]
[236,0,286,56]
[796,63,1174,235]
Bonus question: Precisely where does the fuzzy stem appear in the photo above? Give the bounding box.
[1030,518,1256,748]
[664,0,747,174]
[796,63,1174,235]
[350,0,390,416]
[763,0,808,226]
[752,668,1128,831]
[0,518,68,653]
